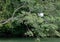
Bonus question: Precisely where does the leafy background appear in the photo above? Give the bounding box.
[0,0,60,38]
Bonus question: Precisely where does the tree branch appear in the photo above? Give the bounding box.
[0,4,25,25]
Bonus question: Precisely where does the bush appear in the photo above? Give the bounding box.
[0,0,60,38]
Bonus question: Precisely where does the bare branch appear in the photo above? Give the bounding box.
[0,5,25,25]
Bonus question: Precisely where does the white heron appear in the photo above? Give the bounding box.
[38,13,44,17]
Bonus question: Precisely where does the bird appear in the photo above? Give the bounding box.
[38,13,44,17]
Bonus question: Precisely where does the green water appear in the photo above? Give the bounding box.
[41,38,60,42]
[0,38,60,42]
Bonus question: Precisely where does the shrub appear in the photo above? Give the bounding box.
[0,0,60,38]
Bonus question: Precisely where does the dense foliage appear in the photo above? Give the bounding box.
[0,0,60,38]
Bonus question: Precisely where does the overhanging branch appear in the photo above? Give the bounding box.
[0,4,25,25]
